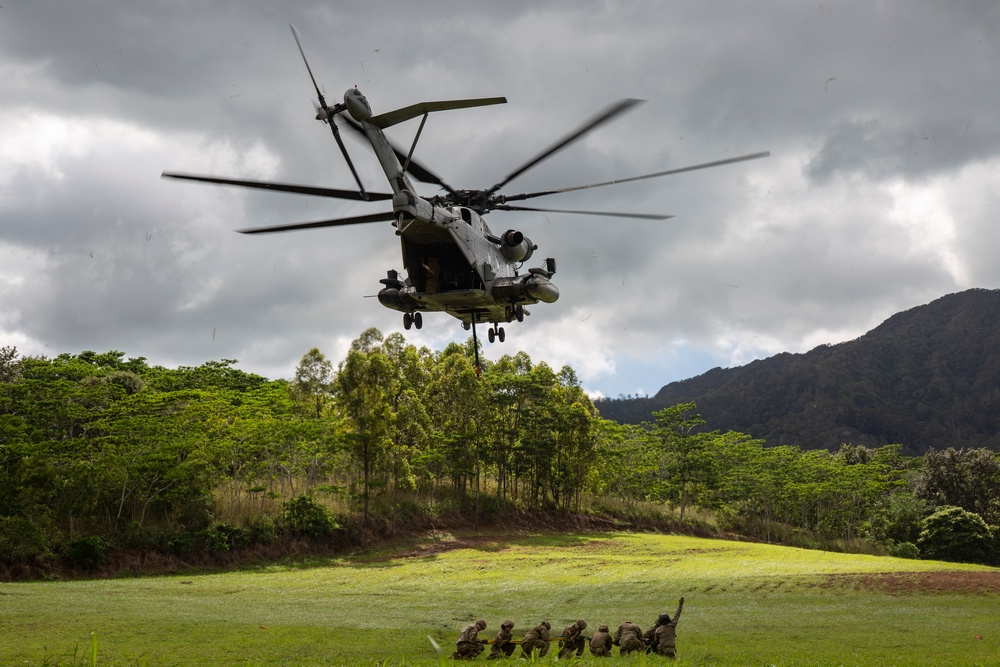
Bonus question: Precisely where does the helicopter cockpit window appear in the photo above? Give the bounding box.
[460,208,473,225]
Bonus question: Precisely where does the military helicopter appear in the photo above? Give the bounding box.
[164,26,768,353]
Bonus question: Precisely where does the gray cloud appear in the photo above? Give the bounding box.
[2,1,1000,397]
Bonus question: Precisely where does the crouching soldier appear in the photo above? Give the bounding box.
[520,621,551,658]
[487,619,516,659]
[557,619,588,659]
[613,620,645,655]
[652,597,685,658]
[589,624,613,657]
[452,619,487,660]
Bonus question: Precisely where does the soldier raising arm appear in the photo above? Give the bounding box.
[653,597,685,659]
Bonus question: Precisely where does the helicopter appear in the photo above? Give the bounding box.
[163,26,768,352]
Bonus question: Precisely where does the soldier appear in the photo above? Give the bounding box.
[487,619,516,659]
[452,619,487,660]
[589,624,614,657]
[652,598,685,658]
[557,619,588,659]
[519,620,551,659]
[613,620,645,655]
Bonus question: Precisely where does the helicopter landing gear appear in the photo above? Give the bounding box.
[487,324,505,343]
[403,312,423,330]
[504,304,525,323]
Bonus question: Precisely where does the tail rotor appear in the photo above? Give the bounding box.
[290,24,368,200]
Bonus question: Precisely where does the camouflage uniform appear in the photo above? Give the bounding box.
[589,624,613,657]
[520,621,551,658]
[613,621,645,655]
[487,620,516,659]
[452,619,487,660]
[557,619,588,659]
[652,598,685,658]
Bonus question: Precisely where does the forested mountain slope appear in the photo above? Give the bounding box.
[595,289,1000,454]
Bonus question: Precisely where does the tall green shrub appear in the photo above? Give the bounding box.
[916,505,992,564]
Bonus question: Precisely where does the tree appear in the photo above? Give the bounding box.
[646,402,715,520]
[915,447,1000,523]
[333,328,395,522]
[293,348,334,418]
[916,506,993,564]
[0,346,22,384]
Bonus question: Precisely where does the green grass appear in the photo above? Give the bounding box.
[2,532,997,666]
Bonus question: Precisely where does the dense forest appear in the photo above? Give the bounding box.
[1,327,999,578]
[597,289,1000,454]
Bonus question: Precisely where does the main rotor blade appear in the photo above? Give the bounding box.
[486,98,644,196]
[341,115,457,194]
[494,204,673,221]
[237,210,396,234]
[502,151,771,203]
[161,172,392,201]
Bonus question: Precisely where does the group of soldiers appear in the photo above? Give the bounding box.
[451,597,684,660]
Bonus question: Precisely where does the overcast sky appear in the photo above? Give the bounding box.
[3,1,999,398]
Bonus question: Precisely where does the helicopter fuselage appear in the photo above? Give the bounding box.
[345,88,558,328]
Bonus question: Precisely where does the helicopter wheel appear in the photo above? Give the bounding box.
[403,313,412,330]
[497,326,505,343]
[516,305,524,322]
[413,312,423,329]
[488,328,496,344]
[462,322,471,331]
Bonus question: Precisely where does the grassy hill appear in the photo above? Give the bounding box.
[3,532,998,666]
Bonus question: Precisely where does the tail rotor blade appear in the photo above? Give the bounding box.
[290,24,368,200]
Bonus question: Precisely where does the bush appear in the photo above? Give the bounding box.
[0,516,48,564]
[283,495,338,538]
[872,493,931,544]
[64,535,108,569]
[196,522,252,553]
[916,506,992,564]
[167,532,193,555]
[247,514,279,544]
[888,541,920,559]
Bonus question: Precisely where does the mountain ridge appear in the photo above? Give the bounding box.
[594,288,1000,455]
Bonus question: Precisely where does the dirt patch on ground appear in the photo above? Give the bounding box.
[388,534,510,560]
[821,571,1000,595]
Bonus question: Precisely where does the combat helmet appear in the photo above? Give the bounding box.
[502,620,514,629]
[576,619,587,629]
[657,613,672,626]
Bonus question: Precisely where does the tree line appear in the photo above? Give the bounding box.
[0,332,998,575]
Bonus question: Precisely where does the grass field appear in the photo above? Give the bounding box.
[2,532,998,666]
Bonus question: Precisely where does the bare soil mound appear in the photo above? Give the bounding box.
[823,571,1000,595]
